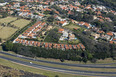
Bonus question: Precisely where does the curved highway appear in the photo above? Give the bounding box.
[0,51,116,68]
[0,56,116,77]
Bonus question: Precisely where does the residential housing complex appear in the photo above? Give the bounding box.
[13,21,85,50]
[0,0,116,76]
[0,0,116,55]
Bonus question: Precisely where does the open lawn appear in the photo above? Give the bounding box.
[0,46,2,51]
[0,27,18,40]
[0,17,31,40]
[64,23,80,30]
[11,19,30,29]
[68,39,80,44]
[0,26,3,29]
[0,17,17,23]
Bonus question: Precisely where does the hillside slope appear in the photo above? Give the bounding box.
[0,64,47,77]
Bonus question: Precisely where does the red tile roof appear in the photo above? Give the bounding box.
[33,41,37,46]
[57,21,67,24]
[37,42,40,47]
[69,45,72,49]
[73,45,77,49]
[110,41,114,44]
[79,43,85,49]
[84,23,90,27]
[26,41,29,45]
[77,45,80,49]
[107,32,113,36]
[58,28,64,32]
[112,38,116,41]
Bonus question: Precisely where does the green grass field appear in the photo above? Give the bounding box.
[68,39,80,44]
[11,19,31,29]
[0,17,30,40]
[0,26,3,29]
[0,46,2,51]
[64,23,80,30]
[0,27,18,40]
[0,17,17,23]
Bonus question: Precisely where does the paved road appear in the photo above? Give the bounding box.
[0,51,116,68]
[0,55,116,77]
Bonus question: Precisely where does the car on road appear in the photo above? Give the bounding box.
[17,55,22,57]
[30,62,32,64]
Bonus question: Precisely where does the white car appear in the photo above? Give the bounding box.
[17,55,22,57]
[30,62,32,64]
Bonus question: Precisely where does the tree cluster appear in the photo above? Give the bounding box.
[44,28,61,43]
[2,42,95,63]
[74,31,116,60]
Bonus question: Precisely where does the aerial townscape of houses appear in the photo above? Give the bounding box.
[13,21,85,50]
[0,0,116,50]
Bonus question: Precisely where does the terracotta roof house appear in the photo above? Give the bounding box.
[78,22,85,26]
[22,40,26,45]
[53,44,57,48]
[25,40,29,46]
[110,41,116,44]
[54,11,60,14]
[107,32,114,36]
[57,44,61,49]
[28,33,34,38]
[41,22,46,26]
[97,30,105,34]
[85,5,91,9]
[79,43,85,50]
[65,45,69,50]
[70,19,78,24]
[72,45,77,49]
[97,11,101,15]
[19,39,23,44]
[57,20,69,26]
[61,44,65,50]
[69,45,72,49]
[33,28,39,33]
[68,34,75,40]
[49,43,53,49]
[79,22,91,29]
[77,44,80,49]
[99,19,104,22]
[45,43,49,48]
[33,41,37,46]
[13,38,20,43]
[110,41,113,44]
[84,23,91,29]
[37,42,41,47]
[112,38,116,42]
[58,28,64,33]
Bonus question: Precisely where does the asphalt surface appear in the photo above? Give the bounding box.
[0,55,116,77]
[0,51,116,68]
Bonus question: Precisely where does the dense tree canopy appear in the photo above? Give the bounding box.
[98,0,116,10]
